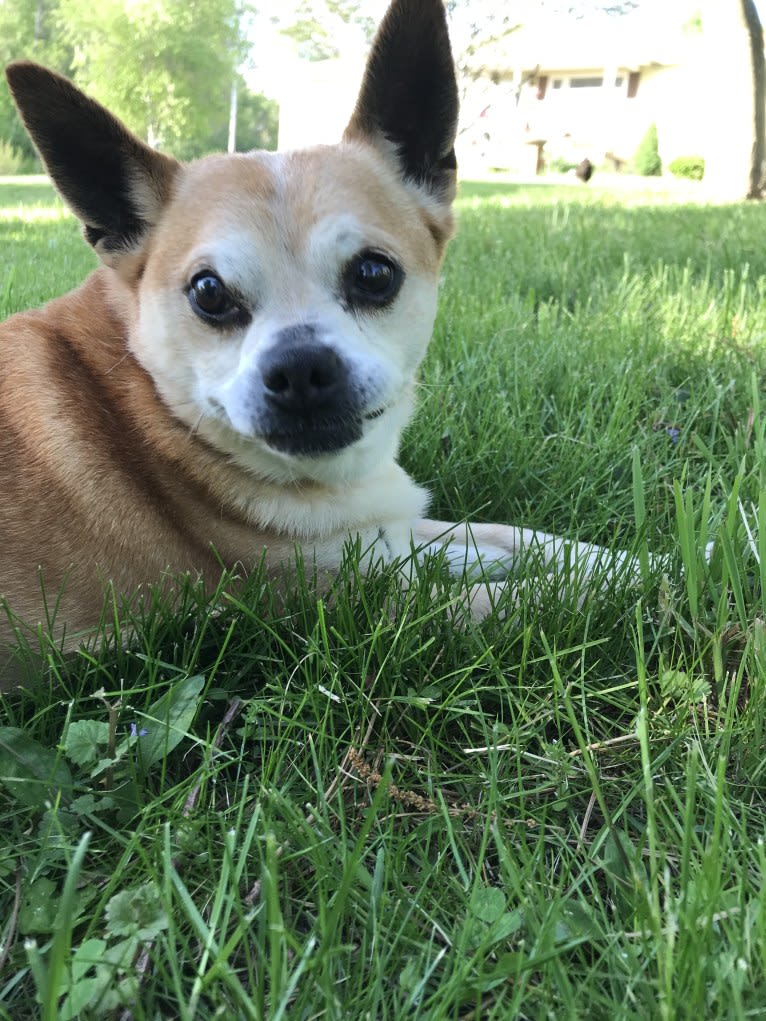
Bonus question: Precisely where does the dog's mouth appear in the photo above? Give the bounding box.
[263,419,361,455]
[262,406,387,457]
[206,392,389,458]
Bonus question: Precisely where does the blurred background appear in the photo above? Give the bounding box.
[0,0,764,199]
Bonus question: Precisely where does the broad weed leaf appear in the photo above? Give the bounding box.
[63,721,110,767]
[0,726,72,808]
[133,674,205,770]
[19,876,58,934]
[104,882,168,940]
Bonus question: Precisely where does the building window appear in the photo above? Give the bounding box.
[540,74,632,99]
[569,76,604,88]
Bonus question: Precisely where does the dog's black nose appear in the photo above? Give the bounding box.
[260,341,347,413]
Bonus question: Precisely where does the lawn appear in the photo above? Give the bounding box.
[1,174,766,1019]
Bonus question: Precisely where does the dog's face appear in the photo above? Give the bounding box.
[135,145,447,485]
[6,0,458,487]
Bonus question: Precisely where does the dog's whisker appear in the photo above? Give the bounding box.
[167,401,203,414]
[187,413,206,440]
[104,352,130,375]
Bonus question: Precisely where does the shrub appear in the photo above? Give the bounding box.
[668,155,705,180]
[633,123,662,176]
[547,156,577,174]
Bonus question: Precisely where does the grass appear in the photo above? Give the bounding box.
[1,174,766,1018]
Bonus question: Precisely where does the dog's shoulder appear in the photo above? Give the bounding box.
[0,267,122,359]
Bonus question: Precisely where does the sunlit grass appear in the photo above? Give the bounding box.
[1,175,766,1018]
[0,207,70,222]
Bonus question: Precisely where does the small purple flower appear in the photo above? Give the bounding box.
[130,723,149,738]
[666,427,680,445]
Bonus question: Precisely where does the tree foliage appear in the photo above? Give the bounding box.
[278,0,377,61]
[0,0,73,165]
[446,0,521,87]
[206,89,279,155]
[58,0,251,153]
[0,0,277,163]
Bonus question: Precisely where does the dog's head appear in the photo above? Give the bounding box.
[6,0,458,486]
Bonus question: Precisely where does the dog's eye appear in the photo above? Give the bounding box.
[344,251,402,309]
[188,272,248,327]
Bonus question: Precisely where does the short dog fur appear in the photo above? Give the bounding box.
[0,0,615,681]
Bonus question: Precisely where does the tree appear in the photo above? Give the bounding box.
[741,0,765,197]
[204,84,279,154]
[0,0,73,165]
[702,0,765,199]
[56,0,252,153]
[445,0,522,87]
[0,0,277,162]
[277,0,377,61]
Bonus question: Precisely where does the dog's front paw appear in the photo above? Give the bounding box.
[413,517,643,586]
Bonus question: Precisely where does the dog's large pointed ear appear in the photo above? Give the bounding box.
[343,0,458,202]
[5,61,179,266]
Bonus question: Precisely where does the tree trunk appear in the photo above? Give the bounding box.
[228,81,238,154]
[702,0,765,199]
[741,0,765,197]
[34,1,45,41]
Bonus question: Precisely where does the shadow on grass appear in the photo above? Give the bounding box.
[0,179,93,313]
[4,173,766,313]
[450,178,766,292]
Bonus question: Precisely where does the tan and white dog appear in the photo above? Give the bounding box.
[0,0,616,680]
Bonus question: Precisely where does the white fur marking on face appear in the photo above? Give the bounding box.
[131,153,442,491]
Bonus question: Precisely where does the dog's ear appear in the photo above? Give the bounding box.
[344,0,458,202]
[5,61,178,264]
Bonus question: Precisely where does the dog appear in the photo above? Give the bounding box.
[0,0,619,685]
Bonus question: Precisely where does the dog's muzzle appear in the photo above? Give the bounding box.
[257,329,371,456]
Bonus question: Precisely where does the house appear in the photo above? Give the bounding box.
[457,8,707,175]
[272,5,716,178]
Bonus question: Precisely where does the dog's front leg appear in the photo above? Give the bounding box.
[409,518,647,620]
[411,519,631,580]
[411,518,628,620]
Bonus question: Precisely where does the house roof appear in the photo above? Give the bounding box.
[467,9,694,78]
